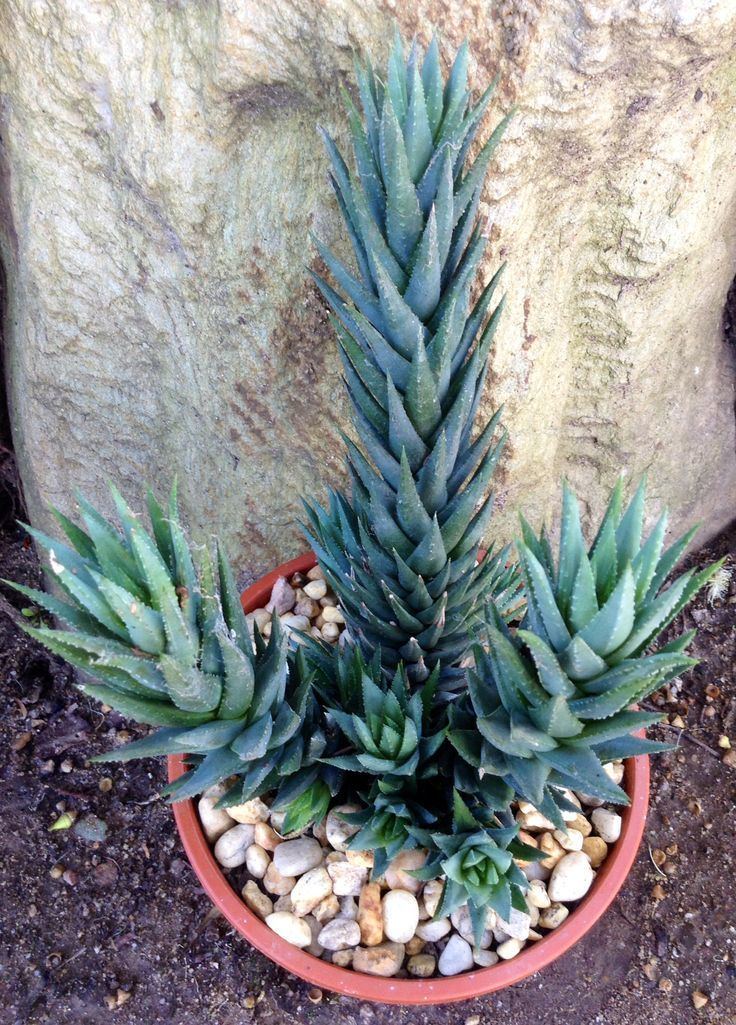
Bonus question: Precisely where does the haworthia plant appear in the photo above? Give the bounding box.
[7,485,329,811]
[449,479,721,829]
[303,32,520,689]
[409,791,544,946]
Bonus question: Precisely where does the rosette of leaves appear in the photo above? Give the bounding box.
[410,791,543,945]
[319,647,445,779]
[449,478,721,828]
[304,643,442,875]
[7,486,326,810]
[303,32,521,689]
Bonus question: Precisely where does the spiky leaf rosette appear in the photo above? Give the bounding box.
[8,486,326,810]
[410,791,542,945]
[320,648,445,780]
[303,33,520,689]
[449,479,721,828]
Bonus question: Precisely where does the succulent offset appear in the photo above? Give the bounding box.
[410,791,543,945]
[8,486,326,809]
[449,479,721,829]
[303,32,520,688]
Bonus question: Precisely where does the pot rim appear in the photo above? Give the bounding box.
[168,551,650,1005]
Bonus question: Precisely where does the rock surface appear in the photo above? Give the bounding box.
[1,3,735,570]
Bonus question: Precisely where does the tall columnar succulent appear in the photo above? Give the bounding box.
[8,486,327,810]
[449,479,721,829]
[303,33,520,688]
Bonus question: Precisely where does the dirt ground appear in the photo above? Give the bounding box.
[0,477,734,1025]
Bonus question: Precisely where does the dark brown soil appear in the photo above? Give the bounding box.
[0,489,734,1025]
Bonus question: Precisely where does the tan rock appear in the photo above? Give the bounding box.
[244,844,270,880]
[263,861,296,896]
[582,835,609,869]
[273,894,293,914]
[242,880,273,920]
[538,903,570,930]
[385,849,427,893]
[331,948,353,968]
[226,798,270,825]
[497,937,524,960]
[345,849,374,869]
[312,818,328,845]
[327,860,368,897]
[312,893,340,924]
[352,942,405,978]
[254,821,283,852]
[357,883,383,947]
[405,936,425,955]
[565,813,593,838]
[407,953,436,977]
[422,878,444,918]
[538,832,566,869]
[290,866,332,916]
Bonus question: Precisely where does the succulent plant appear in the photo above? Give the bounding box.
[7,486,327,809]
[410,791,542,945]
[449,479,721,828]
[319,647,444,779]
[302,32,520,689]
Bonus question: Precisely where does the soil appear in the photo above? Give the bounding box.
[0,473,734,1025]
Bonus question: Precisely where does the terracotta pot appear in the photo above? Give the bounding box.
[168,552,650,1005]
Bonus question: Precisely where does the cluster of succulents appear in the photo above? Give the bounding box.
[12,32,719,941]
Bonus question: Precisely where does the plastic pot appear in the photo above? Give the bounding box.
[168,552,650,1005]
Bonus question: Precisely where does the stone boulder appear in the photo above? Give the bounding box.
[1,0,734,579]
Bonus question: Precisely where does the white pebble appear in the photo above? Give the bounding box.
[473,948,499,967]
[415,917,452,942]
[438,934,474,976]
[591,807,622,843]
[265,911,312,948]
[273,837,324,877]
[317,917,361,951]
[304,579,327,600]
[382,889,420,944]
[553,827,584,851]
[526,879,551,909]
[497,937,523,960]
[325,805,361,852]
[198,784,233,843]
[496,907,531,941]
[244,844,270,879]
[548,851,595,902]
[214,824,255,868]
